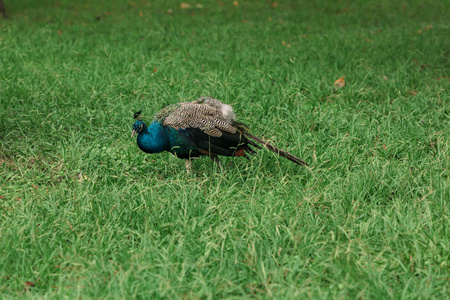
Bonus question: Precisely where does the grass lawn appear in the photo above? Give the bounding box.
[0,0,449,298]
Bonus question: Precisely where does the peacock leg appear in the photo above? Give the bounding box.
[185,159,192,174]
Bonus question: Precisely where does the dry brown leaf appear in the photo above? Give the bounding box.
[424,24,432,30]
[334,76,346,88]
[78,174,91,183]
[24,282,35,291]
[233,1,239,7]
[57,30,62,35]
[272,2,279,7]
[139,11,143,17]
[180,3,190,9]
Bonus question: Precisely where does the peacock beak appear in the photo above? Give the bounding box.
[131,129,138,138]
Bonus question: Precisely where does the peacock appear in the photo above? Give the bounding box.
[131,97,308,172]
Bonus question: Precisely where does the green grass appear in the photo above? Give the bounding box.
[1,0,449,298]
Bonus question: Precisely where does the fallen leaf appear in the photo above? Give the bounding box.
[153,68,157,73]
[58,30,62,35]
[24,281,35,291]
[281,41,286,45]
[32,184,39,189]
[334,76,346,88]
[424,24,432,30]
[180,3,190,9]
[233,1,239,7]
[417,29,422,34]
[78,174,91,183]
[139,11,143,17]
[272,2,279,7]
[383,75,388,80]
[268,17,272,21]
[196,4,203,9]
[408,90,417,96]
[167,9,173,14]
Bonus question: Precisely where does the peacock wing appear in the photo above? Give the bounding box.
[163,102,236,137]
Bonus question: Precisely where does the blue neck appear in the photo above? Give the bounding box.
[136,121,171,153]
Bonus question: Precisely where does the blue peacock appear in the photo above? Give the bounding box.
[131,97,308,172]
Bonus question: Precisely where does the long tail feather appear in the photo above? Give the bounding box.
[233,121,308,166]
[242,131,309,166]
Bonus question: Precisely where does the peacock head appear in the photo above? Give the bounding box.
[131,120,146,138]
